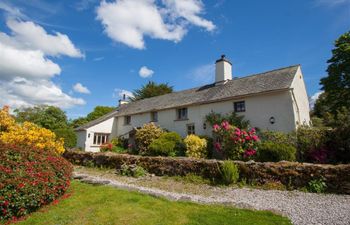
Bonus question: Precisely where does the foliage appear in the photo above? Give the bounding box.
[319,31,350,115]
[323,107,350,163]
[20,181,292,225]
[258,130,296,147]
[130,81,173,102]
[206,111,250,129]
[70,106,115,128]
[0,143,72,221]
[256,141,296,162]
[120,164,147,178]
[149,132,183,157]
[220,161,239,185]
[135,123,164,155]
[198,135,214,158]
[213,121,259,160]
[296,125,329,162]
[184,134,207,158]
[14,105,68,131]
[0,107,65,154]
[308,178,327,193]
[312,92,331,118]
[54,128,77,149]
[100,143,127,153]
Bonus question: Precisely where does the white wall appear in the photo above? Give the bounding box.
[84,117,116,152]
[290,67,311,126]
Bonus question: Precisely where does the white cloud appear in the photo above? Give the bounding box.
[0,78,85,109]
[113,88,134,99]
[93,57,104,61]
[189,63,215,85]
[73,83,91,94]
[6,20,84,58]
[0,19,85,109]
[309,91,324,109]
[314,0,350,7]
[96,0,214,49]
[139,66,154,78]
[0,1,26,19]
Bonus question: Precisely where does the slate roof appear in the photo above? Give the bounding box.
[75,65,299,131]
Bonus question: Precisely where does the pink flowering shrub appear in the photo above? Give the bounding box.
[213,121,259,160]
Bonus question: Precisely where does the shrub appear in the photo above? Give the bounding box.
[0,143,72,221]
[100,143,127,154]
[199,135,214,158]
[256,141,296,162]
[213,121,259,160]
[308,178,327,193]
[220,161,239,185]
[149,132,183,156]
[120,164,147,178]
[54,128,77,149]
[259,130,296,147]
[135,123,164,155]
[296,126,329,162]
[184,134,207,158]
[0,107,65,154]
[206,111,250,129]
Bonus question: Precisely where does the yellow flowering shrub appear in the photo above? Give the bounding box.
[0,106,65,154]
[184,134,207,159]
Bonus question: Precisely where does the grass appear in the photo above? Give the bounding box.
[17,181,292,225]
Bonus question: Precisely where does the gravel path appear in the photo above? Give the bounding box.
[73,170,350,225]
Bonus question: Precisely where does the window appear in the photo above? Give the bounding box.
[151,111,158,122]
[187,124,195,135]
[177,108,188,120]
[234,101,245,112]
[93,133,109,145]
[124,115,131,125]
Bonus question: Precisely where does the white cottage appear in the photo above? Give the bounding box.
[76,55,310,152]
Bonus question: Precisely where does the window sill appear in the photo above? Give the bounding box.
[150,120,158,123]
[174,118,189,121]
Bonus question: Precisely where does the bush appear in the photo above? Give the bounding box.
[100,143,127,153]
[0,107,65,154]
[256,141,296,162]
[184,134,207,158]
[149,132,183,157]
[54,128,77,149]
[206,112,250,129]
[120,164,147,178]
[259,130,296,147]
[296,126,329,162]
[220,161,239,185]
[199,135,214,159]
[213,121,259,160]
[308,178,327,193]
[135,123,164,155]
[0,143,72,221]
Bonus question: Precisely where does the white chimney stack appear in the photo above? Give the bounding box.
[118,94,129,106]
[215,54,232,84]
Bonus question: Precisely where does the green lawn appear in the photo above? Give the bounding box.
[18,181,291,225]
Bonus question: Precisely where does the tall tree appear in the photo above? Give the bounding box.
[130,81,173,102]
[70,106,115,128]
[319,31,350,114]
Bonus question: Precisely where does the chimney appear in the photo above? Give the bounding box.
[215,54,232,84]
[118,94,129,106]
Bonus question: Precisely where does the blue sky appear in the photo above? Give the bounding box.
[0,0,349,119]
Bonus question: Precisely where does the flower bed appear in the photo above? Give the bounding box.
[0,143,72,221]
[64,150,350,194]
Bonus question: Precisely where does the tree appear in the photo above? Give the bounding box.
[70,117,89,128]
[86,106,115,121]
[319,31,350,115]
[313,92,331,118]
[130,81,173,101]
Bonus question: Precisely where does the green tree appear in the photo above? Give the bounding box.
[319,31,350,114]
[69,117,89,128]
[312,92,331,118]
[130,81,173,102]
[86,106,115,121]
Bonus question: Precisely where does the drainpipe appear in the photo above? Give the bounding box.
[290,88,301,126]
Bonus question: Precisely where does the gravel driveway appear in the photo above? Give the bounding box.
[73,167,350,225]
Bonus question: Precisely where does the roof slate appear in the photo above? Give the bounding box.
[76,65,299,130]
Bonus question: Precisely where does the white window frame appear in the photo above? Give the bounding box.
[151,111,158,122]
[234,101,246,112]
[124,115,131,125]
[93,133,109,145]
[187,123,195,135]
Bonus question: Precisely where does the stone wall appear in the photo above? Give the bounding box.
[64,151,350,194]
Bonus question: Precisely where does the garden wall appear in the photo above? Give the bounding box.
[64,151,350,194]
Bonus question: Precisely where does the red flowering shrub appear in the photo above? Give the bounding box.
[213,121,259,160]
[0,143,72,221]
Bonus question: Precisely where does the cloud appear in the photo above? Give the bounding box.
[314,0,350,7]
[93,57,104,61]
[96,0,214,49]
[139,66,154,78]
[0,78,85,109]
[309,91,324,109]
[6,20,84,57]
[74,0,98,11]
[189,63,215,85]
[113,88,134,99]
[0,19,85,109]
[73,83,91,94]
[0,1,26,19]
